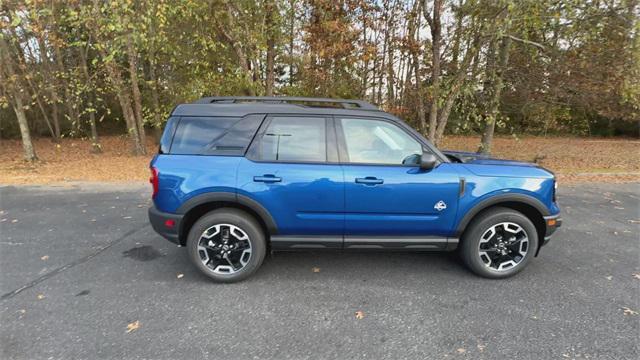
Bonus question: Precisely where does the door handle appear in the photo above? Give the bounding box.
[253,174,282,183]
[355,177,384,185]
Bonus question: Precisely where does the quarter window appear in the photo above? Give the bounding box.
[170,116,262,155]
[257,117,327,162]
[340,118,422,165]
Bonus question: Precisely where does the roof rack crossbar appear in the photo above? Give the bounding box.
[194,96,378,110]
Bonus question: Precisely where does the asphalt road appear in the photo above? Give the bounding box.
[0,182,638,359]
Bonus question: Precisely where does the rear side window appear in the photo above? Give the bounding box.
[159,116,179,154]
[255,116,327,162]
[169,115,263,155]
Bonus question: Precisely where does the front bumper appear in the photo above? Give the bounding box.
[148,206,183,245]
[542,214,562,246]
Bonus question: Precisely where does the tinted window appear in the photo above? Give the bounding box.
[159,116,179,154]
[340,118,422,165]
[258,117,326,162]
[170,116,262,155]
[205,114,263,155]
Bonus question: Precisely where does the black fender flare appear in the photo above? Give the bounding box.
[177,192,278,235]
[455,193,550,237]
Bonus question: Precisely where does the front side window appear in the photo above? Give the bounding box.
[257,117,327,162]
[340,118,422,165]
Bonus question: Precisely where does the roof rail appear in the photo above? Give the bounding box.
[193,96,378,110]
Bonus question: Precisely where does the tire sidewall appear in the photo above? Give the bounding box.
[187,209,266,283]
[461,209,539,279]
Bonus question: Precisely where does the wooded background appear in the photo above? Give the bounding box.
[1,0,638,161]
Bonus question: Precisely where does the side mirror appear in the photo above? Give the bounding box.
[420,152,438,170]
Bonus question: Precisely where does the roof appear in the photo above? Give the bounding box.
[171,96,394,119]
[171,103,396,118]
[194,96,378,110]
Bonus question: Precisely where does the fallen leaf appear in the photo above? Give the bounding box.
[36,294,45,300]
[18,309,26,315]
[605,276,612,280]
[177,273,184,279]
[614,206,625,210]
[123,216,132,219]
[622,307,638,316]
[126,320,141,333]
[11,219,18,223]
[628,219,640,224]
[613,231,619,235]
[477,344,486,352]
[312,267,321,273]
[456,348,466,354]
[633,273,640,280]
[355,311,365,320]
[40,255,49,261]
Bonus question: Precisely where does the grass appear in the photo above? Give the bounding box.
[0,135,638,185]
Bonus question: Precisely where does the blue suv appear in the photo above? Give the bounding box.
[149,97,561,282]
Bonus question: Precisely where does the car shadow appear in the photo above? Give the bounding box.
[167,249,473,285]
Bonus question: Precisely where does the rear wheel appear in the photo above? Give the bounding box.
[187,209,266,283]
[460,207,538,279]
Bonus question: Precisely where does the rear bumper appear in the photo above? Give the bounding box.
[542,214,562,246]
[148,206,183,245]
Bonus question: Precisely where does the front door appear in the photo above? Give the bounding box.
[336,117,460,245]
[237,115,344,249]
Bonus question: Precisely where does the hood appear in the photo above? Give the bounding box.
[442,150,537,167]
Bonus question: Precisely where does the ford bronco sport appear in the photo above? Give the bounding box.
[148,96,561,282]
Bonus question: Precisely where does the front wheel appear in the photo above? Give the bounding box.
[187,209,266,283]
[460,207,538,279]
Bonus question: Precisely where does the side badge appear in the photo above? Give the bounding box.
[434,200,447,211]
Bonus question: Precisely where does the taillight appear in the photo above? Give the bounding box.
[150,167,159,198]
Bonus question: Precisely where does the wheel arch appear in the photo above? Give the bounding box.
[455,194,548,254]
[176,192,277,246]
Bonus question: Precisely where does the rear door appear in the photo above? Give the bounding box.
[336,116,460,243]
[237,115,344,249]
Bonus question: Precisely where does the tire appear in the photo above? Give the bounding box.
[460,207,538,279]
[187,208,266,283]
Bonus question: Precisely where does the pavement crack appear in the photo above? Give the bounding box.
[1,225,149,302]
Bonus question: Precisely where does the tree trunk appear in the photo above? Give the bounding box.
[479,36,512,154]
[12,96,38,161]
[218,1,255,95]
[0,37,37,161]
[288,0,295,87]
[79,47,101,153]
[105,59,144,155]
[377,30,387,105]
[385,5,395,108]
[127,34,147,155]
[149,53,163,144]
[408,0,426,133]
[53,43,78,132]
[265,0,276,96]
[425,0,442,142]
[34,18,61,140]
[360,7,369,97]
